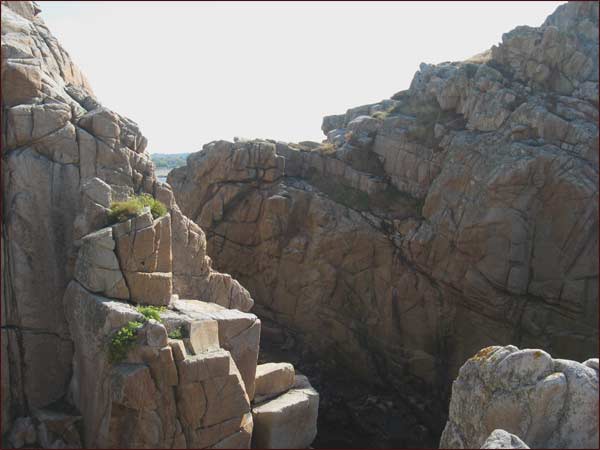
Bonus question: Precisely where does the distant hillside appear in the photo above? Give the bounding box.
[151,152,190,170]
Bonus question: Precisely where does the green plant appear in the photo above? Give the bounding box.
[136,305,166,322]
[108,321,143,364]
[108,193,167,224]
[138,193,167,219]
[167,327,184,340]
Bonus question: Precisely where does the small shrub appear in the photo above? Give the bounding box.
[167,327,184,340]
[108,321,143,364]
[138,193,167,219]
[108,193,167,224]
[136,305,165,322]
[108,198,144,223]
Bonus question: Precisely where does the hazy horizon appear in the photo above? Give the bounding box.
[40,1,565,154]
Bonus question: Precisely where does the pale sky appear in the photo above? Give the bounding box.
[39,1,565,154]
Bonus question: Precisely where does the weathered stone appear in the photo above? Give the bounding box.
[185,319,220,354]
[149,346,179,386]
[114,212,162,273]
[187,413,253,449]
[176,382,207,429]
[111,364,158,410]
[144,319,168,348]
[78,108,120,146]
[2,4,267,448]
[123,271,172,306]
[209,414,253,449]
[169,339,188,361]
[440,346,599,449]
[63,281,143,447]
[81,177,112,208]
[251,374,319,449]
[481,429,530,449]
[155,214,173,272]
[173,299,260,400]
[201,359,251,427]
[254,362,295,399]
[169,0,599,409]
[176,349,231,384]
[74,227,130,300]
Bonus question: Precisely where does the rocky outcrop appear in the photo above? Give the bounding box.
[2,1,314,447]
[63,277,254,448]
[441,346,598,449]
[61,217,315,448]
[169,0,598,413]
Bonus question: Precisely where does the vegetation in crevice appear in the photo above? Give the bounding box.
[167,327,184,340]
[108,193,167,224]
[108,320,144,364]
[135,305,166,322]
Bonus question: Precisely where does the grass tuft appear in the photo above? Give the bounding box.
[108,193,167,224]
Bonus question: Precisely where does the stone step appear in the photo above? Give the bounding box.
[251,374,319,449]
[166,299,261,400]
[254,362,295,401]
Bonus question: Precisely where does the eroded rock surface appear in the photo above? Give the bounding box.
[63,279,253,448]
[2,1,253,428]
[170,1,599,413]
[251,374,319,449]
[440,346,598,449]
[1,1,277,447]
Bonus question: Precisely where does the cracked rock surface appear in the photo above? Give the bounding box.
[169,0,598,428]
[1,0,257,444]
[441,346,598,449]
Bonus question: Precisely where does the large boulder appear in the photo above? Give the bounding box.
[251,374,319,449]
[440,346,599,449]
[254,363,295,400]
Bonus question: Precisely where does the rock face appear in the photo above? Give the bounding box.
[169,0,599,408]
[2,2,313,448]
[440,346,599,449]
[63,279,253,448]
